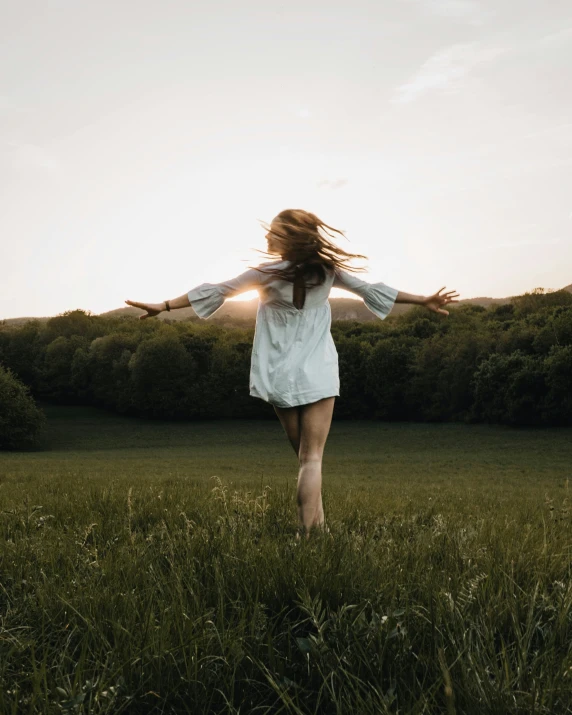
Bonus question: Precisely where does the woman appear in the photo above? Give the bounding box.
[126,209,459,539]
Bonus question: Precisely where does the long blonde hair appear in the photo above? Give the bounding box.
[251,209,368,309]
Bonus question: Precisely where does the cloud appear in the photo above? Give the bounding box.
[537,26,572,48]
[283,103,312,119]
[392,42,506,103]
[296,108,311,119]
[317,178,349,190]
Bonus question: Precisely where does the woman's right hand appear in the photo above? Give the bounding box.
[125,300,164,319]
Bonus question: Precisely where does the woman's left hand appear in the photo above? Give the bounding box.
[421,288,460,316]
[125,300,164,319]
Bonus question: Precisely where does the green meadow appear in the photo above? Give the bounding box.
[1,406,571,714]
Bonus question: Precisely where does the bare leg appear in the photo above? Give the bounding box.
[275,397,335,538]
[273,404,301,457]
[274,404,306,539]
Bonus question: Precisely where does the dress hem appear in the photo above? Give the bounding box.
[250,389,340,408]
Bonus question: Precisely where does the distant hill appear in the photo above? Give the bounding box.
[3,285,571,326]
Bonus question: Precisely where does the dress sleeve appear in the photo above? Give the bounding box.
[333,268,399,320]
[187,267,264,319]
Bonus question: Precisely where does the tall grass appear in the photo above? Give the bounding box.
[0,407,571,713]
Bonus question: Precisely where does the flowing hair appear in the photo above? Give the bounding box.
[250,209,368,309]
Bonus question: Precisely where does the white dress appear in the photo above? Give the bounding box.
[187,260,399,408]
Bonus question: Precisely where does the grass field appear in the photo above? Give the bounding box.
[1,406,571,714]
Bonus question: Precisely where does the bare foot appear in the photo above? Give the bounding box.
[295,523,330,541]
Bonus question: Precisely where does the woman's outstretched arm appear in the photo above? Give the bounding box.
[125,294,189,320]
[394,290,425,304]
[125,265,267,320]
[333,268,460,317]
[397,287,460,316]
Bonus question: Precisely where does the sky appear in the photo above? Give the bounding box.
[1,0,571,319]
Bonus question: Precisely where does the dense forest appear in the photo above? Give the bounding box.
[1,287,572,438]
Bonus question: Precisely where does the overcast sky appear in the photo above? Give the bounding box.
[2,0,571,319]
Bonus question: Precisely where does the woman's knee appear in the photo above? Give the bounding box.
[298,450,323,466]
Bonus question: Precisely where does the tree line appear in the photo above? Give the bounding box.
[1,288,572,447]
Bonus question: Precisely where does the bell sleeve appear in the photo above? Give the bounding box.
[333,267,399,320]
[187,267,263,319]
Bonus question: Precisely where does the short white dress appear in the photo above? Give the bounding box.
[187,260,399,408]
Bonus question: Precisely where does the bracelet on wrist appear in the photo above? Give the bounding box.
[164,300,171,312]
